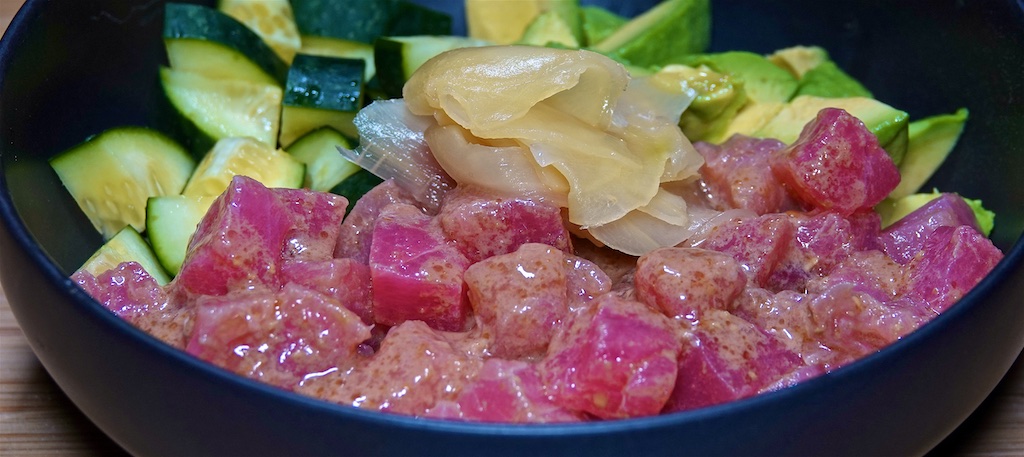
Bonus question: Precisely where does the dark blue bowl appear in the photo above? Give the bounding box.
[2,1,1022,455]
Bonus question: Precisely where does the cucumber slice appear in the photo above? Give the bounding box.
[164,3,288,86]
[374,35,490,98]
[279,54,365,147]
[300,35,376,81]
[285,127,359,192]
[385,1,452,37]
[159,67,283,149]
[291,0,400,43]
[80,226,171,285]
[182,136,304,197]
[50,126,195,239]
[217,0,302,65]
[146,194,218,276]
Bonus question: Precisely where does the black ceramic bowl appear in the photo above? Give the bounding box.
[2,1,1022,455]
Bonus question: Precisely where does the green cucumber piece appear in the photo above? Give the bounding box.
[50,126,195,239]
[330,168,384,212]
[159,67,283,150]
[164,2,288,86]
[299,35,377,81]
[279,53,366,146]
[182,136,305,197]
[146,194,218,276]
[374,35,491,98]
[80,226,172,286]
[385,1,452,37]
[285,127,360,192]
[292,0,449,42]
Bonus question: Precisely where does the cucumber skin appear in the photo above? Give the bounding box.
[164,2,289,86]
[284,54,365,112]
[292,0,450,42]
[330,168,384,213]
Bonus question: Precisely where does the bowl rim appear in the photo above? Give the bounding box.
[1,0,1023,439]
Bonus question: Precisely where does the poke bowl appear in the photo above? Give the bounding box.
[1,0,1023,456]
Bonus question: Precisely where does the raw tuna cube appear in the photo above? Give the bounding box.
[808,283,928,368]
[770,108,900,215]
[174,176,293,297]
[334,180,418,263]
[879,192,982,265]
[449,359,582,423]
[563,254,612,308]
[664,310,804,413]
[438,186,572,263]
[186,282,371,391]
[690,213,794,287]
[464,243,569,359]
[369,203,472,331]
[767,211,870,291]
[73,262,190,348]
[806,250,908,303]
[634,247,747,321]
[903,225,1003,314]
[281,258,373,324]
[540,295,680,419]
[696,135,795,214]
[308,320,482,416]
[731,288,814,356]
[274,187,348,262]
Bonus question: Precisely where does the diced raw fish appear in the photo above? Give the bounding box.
[274,187,348,262]
[464,243,569,359]
[334,180,418,263]
[767,211,876,291]
[438,186,571,263]
[903,225,1003,314]
[369,203,471,331]
[634,247,746,321]
[281,258,373,324]
[664,310,804,413]
[806,250,908,303]
[770,108,900,215]
[540,294,680,419]
[563,254,612,308]
[696,135,795,214]
[312,320,482,416]
[73,262,190,348]
[173,176,293,297]
[186,283,371,390]
[689,213,793,287]
[451,359,582,423]
[879,192,982,265]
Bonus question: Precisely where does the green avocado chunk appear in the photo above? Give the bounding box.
[590,0,710,67]
[672,51,799,104]
[794,60,873,99]
[580,6,627,46]
[888,108,969,199]
[662,64,748,142]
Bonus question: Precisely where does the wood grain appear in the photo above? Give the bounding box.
[0,1,1021,456]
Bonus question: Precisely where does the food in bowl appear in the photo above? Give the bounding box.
[54,0,1004,423]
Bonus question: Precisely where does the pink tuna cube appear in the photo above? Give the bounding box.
[281,258,373,324]
[369,203,472,331]
[634,247,747,321]
[438,186,572,263]
[540,294,680,419]
[464,243,569,359]
[903,225,1003,314]
[767,211,877,291]
[696,135,796,214]
[274,187,348,262]
[334,180,419,263]
[173,176,293,298]
[664,310,804,413]
[453,359,582,423]
[879,192,983,265]
[770,108,900,215]
[186,282,371,390]
[689,213,794,287]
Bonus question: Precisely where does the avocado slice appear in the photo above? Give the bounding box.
[888,108,969,199]
[518,9,580,48]
[877,189,994,236]
[768,45,830,79]
[755,95,910,164]
[672,51,799,104]
[466,0,582,45]
[590,0,710,67]
[717,101,786,142]
[580,6,627,47]
[794,60,872,99]
[659,64,749,142]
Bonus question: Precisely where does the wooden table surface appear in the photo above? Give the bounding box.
[1,1,1023,456]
